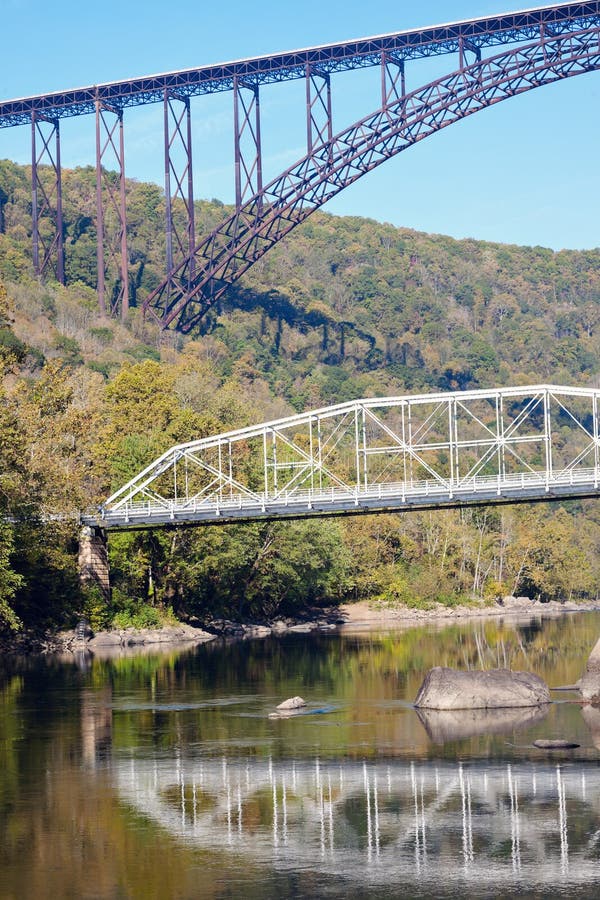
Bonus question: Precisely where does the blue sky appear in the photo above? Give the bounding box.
[1,0,599,250]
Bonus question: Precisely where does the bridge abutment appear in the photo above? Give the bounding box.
[78,525,110,601]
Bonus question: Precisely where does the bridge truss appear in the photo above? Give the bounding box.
[84,385,600,530]
[2,4,600,327]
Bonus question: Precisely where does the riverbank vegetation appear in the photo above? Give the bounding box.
[1,159,600,634]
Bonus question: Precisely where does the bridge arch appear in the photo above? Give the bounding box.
[144,25,600,332]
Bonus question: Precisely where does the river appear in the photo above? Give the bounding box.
[1,611,600,898]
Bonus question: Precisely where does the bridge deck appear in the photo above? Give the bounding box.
[84,467,600,529]
[2,2,599,125]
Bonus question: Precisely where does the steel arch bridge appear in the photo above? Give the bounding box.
[83,384,600,530]
[2,3,600,329]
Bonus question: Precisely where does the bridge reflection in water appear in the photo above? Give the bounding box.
[114,756,600,891]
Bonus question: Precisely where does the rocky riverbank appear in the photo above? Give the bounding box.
[337,596,600,628]
[1,596,598,657]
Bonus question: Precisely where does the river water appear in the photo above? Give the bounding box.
[1,611,600,899]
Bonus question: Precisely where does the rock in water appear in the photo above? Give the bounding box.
[277,696,306,710]
[533,739,580,750]
[414,667,550,710]
[580,637,600,703]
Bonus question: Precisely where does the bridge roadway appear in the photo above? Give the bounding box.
[83,384,600,530]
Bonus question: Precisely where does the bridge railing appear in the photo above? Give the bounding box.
[88,465,600,528]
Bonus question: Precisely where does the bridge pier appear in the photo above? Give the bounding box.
[78,525,110,601]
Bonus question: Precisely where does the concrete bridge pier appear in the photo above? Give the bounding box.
[78,525,110,600]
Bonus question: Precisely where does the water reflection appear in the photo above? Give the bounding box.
[416,704,549,742]
[114,755,600,891]
[2,611,600,898]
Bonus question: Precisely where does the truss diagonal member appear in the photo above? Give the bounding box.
[551,391,595,437]
[184,449,263,502]
[363,407,450,487]
[560,439,596,470]
[408,400,448,444]
[137,486,176,510]
[105,448,184,510]
[461,392,546,480]
[319,411,356,458]
[455,397,499,440]
[179,475,222,506]
[268,426,353,495]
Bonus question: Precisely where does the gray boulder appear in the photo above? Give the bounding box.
[269,696,307,719]
[579,637,600,703]
[414,666,550,710]
[277,696,306,710]
[532,739,580,750]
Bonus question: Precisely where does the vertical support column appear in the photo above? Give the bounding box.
[448,398,455,490]
[354,406,361,489]
[381,52,405,109]
[31,112,65,283]
[305,65,332,154]
[233,76,262,210]
[361,406,368,490]
[593,392,599,487]
[262,430,269,499]
[95,99,129,320]
[458,37,481,70]
[163,90,196,281]
[543,388,553,489]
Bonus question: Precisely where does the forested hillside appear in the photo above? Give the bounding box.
[1,158,600,634]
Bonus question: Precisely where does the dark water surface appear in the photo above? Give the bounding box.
[2,611,600,898]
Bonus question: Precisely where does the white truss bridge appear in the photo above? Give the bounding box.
[83,384,600,530]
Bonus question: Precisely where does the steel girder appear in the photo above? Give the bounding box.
[2,3,600,126]
[142,24,600,332]
[83,385,600,530]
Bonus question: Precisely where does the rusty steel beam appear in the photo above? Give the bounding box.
[95,100,129,319]
[31,112,65,283]
[3,4,600,126]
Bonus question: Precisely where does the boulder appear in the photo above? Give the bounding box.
[277,696,306,710]
[414,667,550,710]
[416,704,548,743]
[532,739,580,750]
[579,637,600,703]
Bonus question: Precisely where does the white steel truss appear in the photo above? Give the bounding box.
[83,384,600,529]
